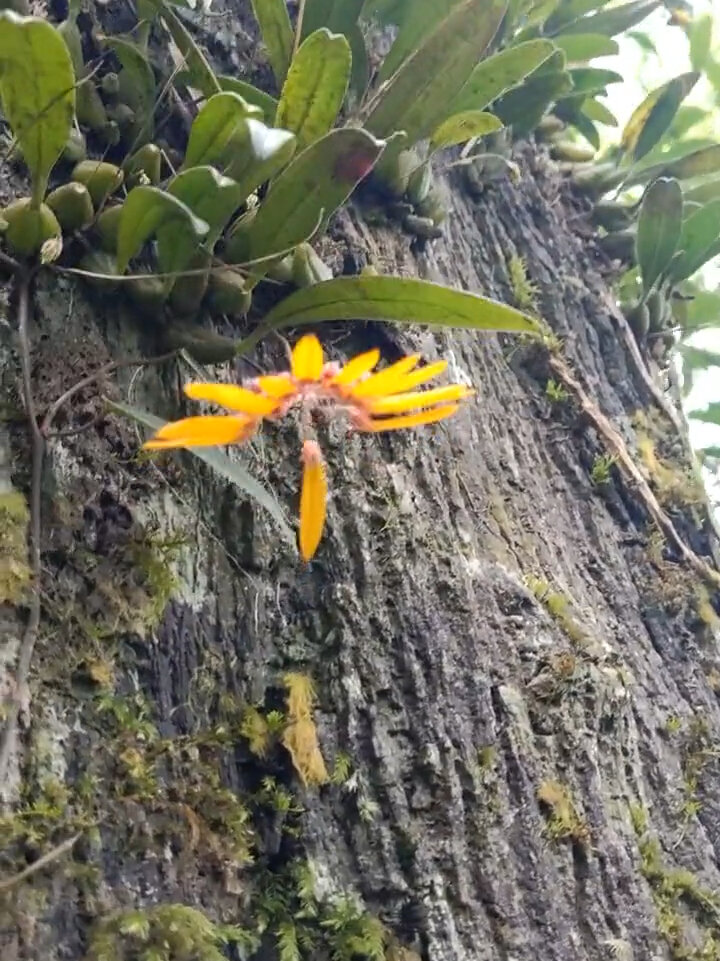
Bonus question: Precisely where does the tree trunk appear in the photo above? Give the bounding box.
[3,9,720,961]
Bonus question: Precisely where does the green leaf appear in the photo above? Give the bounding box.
[449,39,556,115]
[544,0,613,31]
[251,275,542,342]
[0,12,75,202]
[551,34,618,62]
[680,343,720,374]
[689,13,713,73]
[249,0,294,85]
[153,0,221,97]
[628,140,720,185]
[243,127,384,265]
[378,0,463,83]
[302,0,365,39]
[681,288,720,334]
[635,177,682,295]
[621,72,700,163]
[495,71,573,135]
[100,35,156,144]
[565,67,623,97]
[667,201,720,283]
[346,22,370,98]
[183,92,262,169]
[276,29,351,149]
[226,118,297,200]
[690,402,720,428]
[363,0,508,147]
[552,0,660,37]
[699,446,720,460]
[110,400,295,548]
[116,185,209,273]
[581,97,617,127]
[684,178,720,207]
[164,166,245,246]
[429,111,503,153]
[218,75,279,120]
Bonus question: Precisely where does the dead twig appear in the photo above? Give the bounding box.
[0,832,81,892]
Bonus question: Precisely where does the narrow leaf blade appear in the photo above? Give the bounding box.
[449,39,556,115]
[635,177,682,294]
[249,0,294,85]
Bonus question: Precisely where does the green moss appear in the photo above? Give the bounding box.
[590,453,617,487]
[526,576,589,647]
[507,254,539,313]
[537,779,589,846]
[0,490,31,604]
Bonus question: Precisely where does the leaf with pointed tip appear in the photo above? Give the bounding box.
[495,71,574,135]
[251,275,542,341]
[626,144,720,187]
[218,75,279,119]
[302,0,366,39]
[581,98,618,127]
[276,29,351,149]
[116,185,209,273]
[551,33,618,62]
[363,0,508,147]
[183,92,262,170]
[110,401,295,548]
[448,39,556,115]
[544,0,614,33]
[243,127,384,265]
[667,200,720,283]
[153,0,220,97]
[0,12,75,203]
[565,67,623,97]
[621,72,700,163]
[429,111,503,153]
[249,0,294,85]
[377,0,462,83]
[226,118,297,200]
[689,13,713,72]
[635,177,682,295]
[551,0,660,37]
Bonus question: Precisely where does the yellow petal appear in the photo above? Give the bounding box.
[142,415,253,449]
[331,348,380,386]
[184,382,279,416]
[299,441,327,562]
[292,334,324,381]
[361,404,460,432]
[382,359,449,395]
[254,374,297,398]
[350,355,420,397]
[368,384,474,415]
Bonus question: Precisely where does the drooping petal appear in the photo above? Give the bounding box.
[292,334,324,382]
[299,440,327,562]
[254,374,297,398]
[350,355,420,398]
[331,348,380,387]
[360,404,460,432]
[143,415,254,449]
[184,383,279,416]
[367,384,474,415]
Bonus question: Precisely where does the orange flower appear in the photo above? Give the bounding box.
[142,334,474,560]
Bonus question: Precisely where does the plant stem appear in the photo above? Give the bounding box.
[293,0,306,57]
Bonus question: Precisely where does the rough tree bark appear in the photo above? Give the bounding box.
[2,5,720,961]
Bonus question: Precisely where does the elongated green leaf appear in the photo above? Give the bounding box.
[0,12,75,202]
[302,0,365,38]
[110,401,295,547]
[449,39,555,115]
[218,75,279,119]
[495,72,573,135]
[545,0,614,32]
[621,72,699,163]
[226,118,297,200]
[429,111,503,153]
[581,97,617,127]
[635,178,682,295]
[378,0,462,83]
[551,33,618,62]
[249,0,294,85]
[153,0,220,96]
[690,402,720,429]
[685,178,720,207]
[164,166,245,247]
[244,128,384,264]
[565,67,623,97]
[627,144,720,187]
[689,13,713,73]
[551,0,660,36]
[101,35,155,144]
[183,92,262,169]
[346,22,369,98]
[668,201,720,283]
[116,185,209,273]
[363,0,508,147]
[254,276,542,337]
[681,288,720,334]
[276,29,350,149]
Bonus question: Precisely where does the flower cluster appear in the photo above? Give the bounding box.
[144,334,474,560]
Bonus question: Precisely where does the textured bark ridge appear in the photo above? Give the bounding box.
[3,18,720,961]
